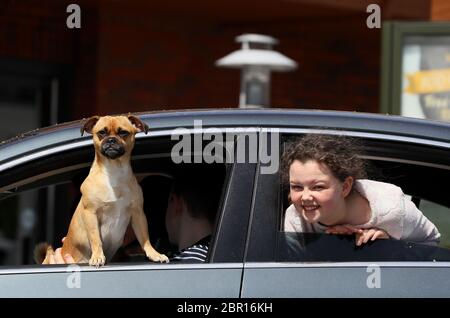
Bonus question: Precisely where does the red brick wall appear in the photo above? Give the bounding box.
[0,0,98,121]
[95,14,238,115]
[224,17,381,113]
[0,1,72,63]
[95,10,381,115]
[0,1,381,121]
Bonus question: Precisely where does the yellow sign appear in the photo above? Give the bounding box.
[405,68,450,94]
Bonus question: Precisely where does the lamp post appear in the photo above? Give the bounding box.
[216,34,297,108]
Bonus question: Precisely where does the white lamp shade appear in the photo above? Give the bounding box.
[235,34,279,46]
[215,49,297,72]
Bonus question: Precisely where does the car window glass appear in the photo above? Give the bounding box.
[278,191,450,262]
[418,199,450,249]
[277,231,450,262]
[276,135,450,262]
[0,135,229,267]
[0,182,76,265]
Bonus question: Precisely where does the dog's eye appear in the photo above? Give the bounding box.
[118,129,130,138]
[97,129,107,138]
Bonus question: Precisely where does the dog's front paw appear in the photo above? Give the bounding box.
[147,251,169,263]
[89,253,106,267]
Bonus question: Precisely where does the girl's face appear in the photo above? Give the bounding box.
[289,159,351,225]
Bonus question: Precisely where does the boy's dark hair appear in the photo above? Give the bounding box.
[281,134,368,184]
[171,165,225,224]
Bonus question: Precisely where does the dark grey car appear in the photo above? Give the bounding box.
[1,109,450,297]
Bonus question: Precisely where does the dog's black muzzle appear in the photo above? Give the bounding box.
[101,137,125,159]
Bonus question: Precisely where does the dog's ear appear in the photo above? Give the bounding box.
[80,116,100,136]
[128,115,149,134]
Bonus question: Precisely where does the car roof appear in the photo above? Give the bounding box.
[1,108,450,164]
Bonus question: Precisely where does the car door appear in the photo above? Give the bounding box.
[241,129,450,298]
[0,128,256,297]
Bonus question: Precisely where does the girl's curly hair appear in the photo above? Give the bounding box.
[281,134,368,184]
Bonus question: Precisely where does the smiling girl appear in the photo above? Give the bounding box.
[282,134,440,246]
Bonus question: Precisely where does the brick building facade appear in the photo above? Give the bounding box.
[0,0,449,124]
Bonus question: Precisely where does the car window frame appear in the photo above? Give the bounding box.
[246,128,450,263]
[0,127,259,269]
[241,128,450,297]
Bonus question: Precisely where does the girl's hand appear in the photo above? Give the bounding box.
[355,228,389,246]
[325,225,389,246]
[325,224,363,235]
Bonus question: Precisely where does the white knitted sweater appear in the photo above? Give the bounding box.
[284,179,441,244]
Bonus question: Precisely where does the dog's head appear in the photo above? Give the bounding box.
[80,115,149,160]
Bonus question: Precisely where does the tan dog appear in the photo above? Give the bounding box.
[35,115,169,266]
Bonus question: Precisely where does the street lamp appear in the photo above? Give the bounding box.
[215,34,297,108]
